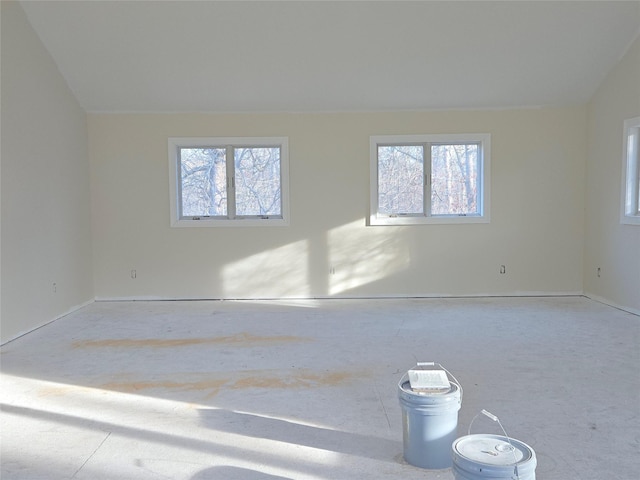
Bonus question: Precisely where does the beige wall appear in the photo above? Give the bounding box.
[1,1,94,343]
[89,107,586,300]
[585,35,640,314]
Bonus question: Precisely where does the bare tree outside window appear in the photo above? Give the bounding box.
[370,134,488,225]
[431,143,478,215]
[180,148,227,216]
[235,147,282,216]
[170,137,289,226]
[179,146,282,218]
[378,145,424,215]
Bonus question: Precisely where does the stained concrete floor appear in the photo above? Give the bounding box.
[1,296,638,480]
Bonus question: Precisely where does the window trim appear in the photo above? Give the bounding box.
[369,133,491,225]
[621,116,640,225]
[168,137,290,227]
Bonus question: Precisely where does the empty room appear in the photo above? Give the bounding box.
[1,1,639,479]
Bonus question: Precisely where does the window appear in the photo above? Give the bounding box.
[169,137,289,227]
[621,116,640,225]
[370,134,490,225]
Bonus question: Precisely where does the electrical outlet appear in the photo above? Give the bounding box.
[52,282,57,293]
[131,269,137,279]
[597,267,601,278]
[500,265,506,274]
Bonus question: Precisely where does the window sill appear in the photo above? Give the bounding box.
[171,217,289,228]
[368,214,489,226]
[620,215,640,226]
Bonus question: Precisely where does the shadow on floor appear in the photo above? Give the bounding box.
[198,408,401,463]
[191,466,292,480]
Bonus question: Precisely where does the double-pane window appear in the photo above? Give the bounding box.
[169,137,289,226]
[371,134,490,225]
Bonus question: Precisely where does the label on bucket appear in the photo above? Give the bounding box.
[408,369,450,393]
[454,436,530,466]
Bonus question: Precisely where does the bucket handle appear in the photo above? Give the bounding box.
[468,410,520,480]
[398,362,463,404]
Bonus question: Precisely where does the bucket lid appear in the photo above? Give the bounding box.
[453,434,534,467]
[407,368,450,392]
[399,380,458,396]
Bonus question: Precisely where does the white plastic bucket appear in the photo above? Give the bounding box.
[398,364,462,469]
[451,434,537,480]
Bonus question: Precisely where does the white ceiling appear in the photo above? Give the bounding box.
[19,0,640,113]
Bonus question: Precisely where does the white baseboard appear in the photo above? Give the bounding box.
[95,291,585,302]
[1,298,95,346]
[583,293,640,316]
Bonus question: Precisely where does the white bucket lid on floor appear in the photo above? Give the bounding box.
[452,434,536,479]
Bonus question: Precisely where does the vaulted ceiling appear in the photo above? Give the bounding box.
[18,0,640,113]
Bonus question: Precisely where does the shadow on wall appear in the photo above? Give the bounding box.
[326,220,409,295]
[191,466,292,480]
[221,239,312,298]
[220,219,410,298]
[198,408,401,463]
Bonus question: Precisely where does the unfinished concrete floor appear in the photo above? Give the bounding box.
[1,296,638,479]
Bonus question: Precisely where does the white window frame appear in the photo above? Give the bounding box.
[621,116,640,225]
[168,137,289,227]
[369,133,490,225]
